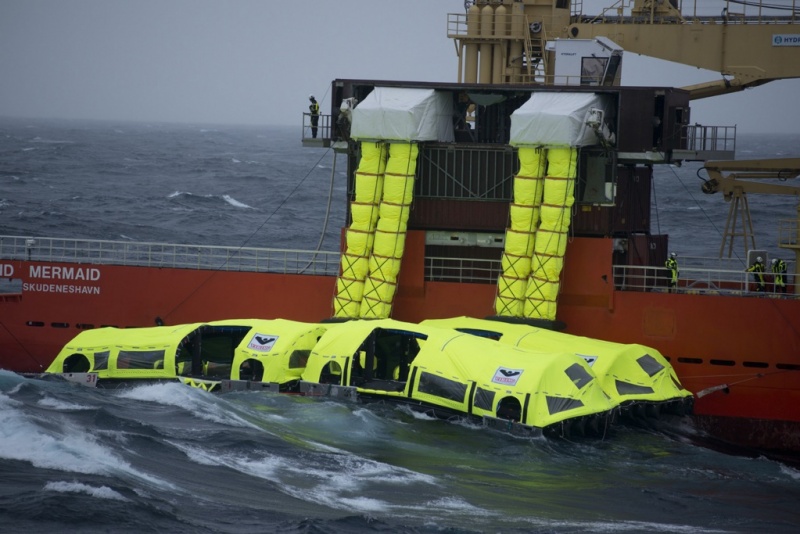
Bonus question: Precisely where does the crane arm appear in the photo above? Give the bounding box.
[701,158,800,199]
[567,2,800,99]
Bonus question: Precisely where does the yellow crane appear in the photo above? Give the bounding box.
[701,159,800,291]
[449,1,800,98]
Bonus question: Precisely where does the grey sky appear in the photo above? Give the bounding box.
[1,0,798,133]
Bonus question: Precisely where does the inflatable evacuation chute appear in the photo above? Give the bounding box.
[333,87,453,319]
[495,92,611,321]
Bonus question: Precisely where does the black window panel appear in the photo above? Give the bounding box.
[670,375,685,391]
[564,362,593,390]
[93,350,109,370]
[546,396,585,415]
[474,387,495,411]
[418,372,467,403]
[289,349,310,369]
[615,380,655,395]
[117,350,165,370]
[637,354,665,377]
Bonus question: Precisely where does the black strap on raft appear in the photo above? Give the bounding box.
[484,315,567,331]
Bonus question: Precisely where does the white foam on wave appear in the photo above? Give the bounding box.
[168,191,184,198]
[44,480,129,501]
[114,382,259,429]
[0,391,170,488]
[222,194,253,209]
[779,462,800,480]
[173,437,435,514]
[232,158,241,163]
[37,396,93,411]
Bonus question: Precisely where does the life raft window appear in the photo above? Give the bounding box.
[615,380,655,396]
[496,396,522,422]
[474,387,496,411]
[637,354,665,377]
[546,396,585,415]
[564,362,593,389]
[289,349,310,369]
[320,361,343,384]
[63,353,91,373]
[417,372,467,403]
[239,359,264,381]
[117,350,166,370]
[93,350,109,371]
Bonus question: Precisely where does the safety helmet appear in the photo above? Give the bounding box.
[309,94,315,100]
[670,252,676,258]
[772,258,778,264]
[757,256,763,262]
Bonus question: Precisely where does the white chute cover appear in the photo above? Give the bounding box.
[351,87,455,142]
[510,92,611,147]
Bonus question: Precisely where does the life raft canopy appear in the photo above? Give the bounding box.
[421,316,693,408]
[350,87,454,142]
[301,318,616,431]
[46,318,328,386]
[509,92,613,147]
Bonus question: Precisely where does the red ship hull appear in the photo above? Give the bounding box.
[1,233,798,459]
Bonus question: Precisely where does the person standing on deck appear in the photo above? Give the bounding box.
[772,258,788,293]
[665,252,679,292]
[747,256,766,292]
[309,95,320,139]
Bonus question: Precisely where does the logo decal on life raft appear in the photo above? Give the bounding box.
[492,367,523,386]
[248,334,278,352]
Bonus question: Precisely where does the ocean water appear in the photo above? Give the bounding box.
[2,118,800,532]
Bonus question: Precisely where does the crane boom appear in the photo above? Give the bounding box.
[449,1,800,98]
[701,158,800,258]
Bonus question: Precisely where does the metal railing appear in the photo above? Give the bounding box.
[0,236,341,276]
[422,252,796,297]
[301,113,332,142]
[576,0,798,24]
[614,258,796,296]
[682,124,737,153]
[425,256,502,284]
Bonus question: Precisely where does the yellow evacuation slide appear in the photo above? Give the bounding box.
[360,142,418,318]
[495,147,577,320]
[333,142,388,318]
[333,142,417,319]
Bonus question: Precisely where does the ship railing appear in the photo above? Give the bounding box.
[0,236,341,276]
[575,0,798,25]
[301,113,332,147]
[613,262,796,296]
[425,256,502,284]
[681,124,736,157]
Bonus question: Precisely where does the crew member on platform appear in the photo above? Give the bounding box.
[309,94,320,138]
[665,252,679,291]
[747,256,766,292]
[772,258,788,293]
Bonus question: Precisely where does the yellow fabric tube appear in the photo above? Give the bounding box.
[385,143,419,175]
[350,202,380,229]
[518,146,547,178]
[368,255,403,280]
[546,147,578,179]
[383,175,415,205]
[501,252,532,278]
[505,229,535,257]
[510,203,537,233]
[336,277,365,300]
